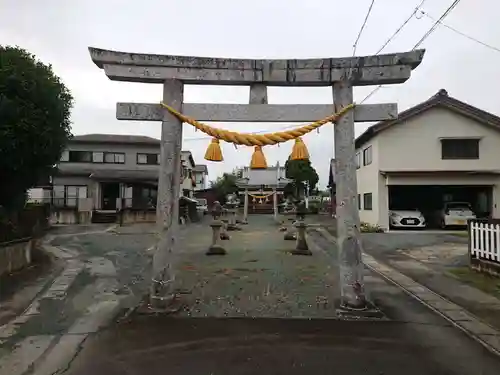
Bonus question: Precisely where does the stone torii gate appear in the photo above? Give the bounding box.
[88,47,425,310]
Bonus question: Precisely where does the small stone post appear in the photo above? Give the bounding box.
[273,189,278,222]
[243,189,249,224]
[291,221,312,256]
[150,79,184,310]
[220,218,230,240]
[333,80,366,310]
[284,214,297,241]
[206,220,226,255]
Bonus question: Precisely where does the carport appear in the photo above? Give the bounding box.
[382,171,499,228]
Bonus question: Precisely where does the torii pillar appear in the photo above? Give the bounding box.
[88,47,425,311]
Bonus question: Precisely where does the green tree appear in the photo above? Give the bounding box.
[210,171,239,203]
[284,158,319,198]
[0,46,73,210]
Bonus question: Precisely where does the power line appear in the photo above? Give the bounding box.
[412,0,462,49]
[361,0,462,103]
[420,10,500,54]
[375,0,427,55]
[352,0,377,56]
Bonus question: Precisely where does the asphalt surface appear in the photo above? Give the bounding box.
[65,274,500,375]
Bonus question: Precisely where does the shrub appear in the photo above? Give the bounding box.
[360,222,384,233]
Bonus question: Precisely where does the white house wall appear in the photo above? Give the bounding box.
[378,107,500,172]
[356,138,380,226]
[354,106,500,229]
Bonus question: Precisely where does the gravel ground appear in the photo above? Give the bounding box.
[173,215,340,318]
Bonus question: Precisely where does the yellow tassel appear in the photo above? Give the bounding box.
[290,137,310,160]
[204,138,223,162]
[250,145,268,169]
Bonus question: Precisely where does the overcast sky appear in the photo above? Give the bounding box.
[1,0,497,188]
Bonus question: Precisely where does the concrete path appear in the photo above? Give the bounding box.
[356,231,500,333]
[312,228,500,356]
[0,223,154,375]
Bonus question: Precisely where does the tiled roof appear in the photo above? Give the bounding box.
[193,164,208,173]
[355,89,500,149]
[71,134,160,145]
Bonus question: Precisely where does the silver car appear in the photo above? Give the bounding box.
[389,208,426,229]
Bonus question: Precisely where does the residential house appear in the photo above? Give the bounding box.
[193,164,208,191]
[53,134,196,222]
[355,89,500,230]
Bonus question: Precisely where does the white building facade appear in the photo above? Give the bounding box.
[356,90,500,230]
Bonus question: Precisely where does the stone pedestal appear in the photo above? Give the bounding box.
[284,217,297,240]
[291,221,312,255]
[149,269,179,312]
[206,220,226,255]
[226,207,241,231]
[220,219,230,240]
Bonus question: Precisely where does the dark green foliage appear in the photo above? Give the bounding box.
[0,46,73,210]
[284,159,319,198]
[210,171,239,203]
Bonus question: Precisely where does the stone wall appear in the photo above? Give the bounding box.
[470,257,500,278]
[122,209,156,224]
[0,238,35,277]
[51,209,91,225]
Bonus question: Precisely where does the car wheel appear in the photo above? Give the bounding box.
[440,219,446,229]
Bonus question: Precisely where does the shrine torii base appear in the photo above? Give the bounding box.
[89,47,425,311]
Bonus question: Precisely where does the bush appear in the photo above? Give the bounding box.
[360,222,384,233]
[308,203,319,214]
[0,204,50,243]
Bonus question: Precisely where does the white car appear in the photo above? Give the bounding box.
[196,198,208,215]
[389,209,426,229]
[439,202,476,228]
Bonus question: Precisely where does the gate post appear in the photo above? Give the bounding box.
[150,79,184,309]
[333,81,366,310]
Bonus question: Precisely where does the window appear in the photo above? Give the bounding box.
[137,153,159,165]
[104,152,125,164]
[355,152,361,169]
[61,150,106,163]
[68,151,92,163]
[363,193,373,210]
[358,194,361,210]
[60,150,69,162]
[363,146,372,166]
[441,139,479,160]
[92,152,104,163]
[53,185,87,207]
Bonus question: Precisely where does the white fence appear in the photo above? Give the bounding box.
[469,220,500,263]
